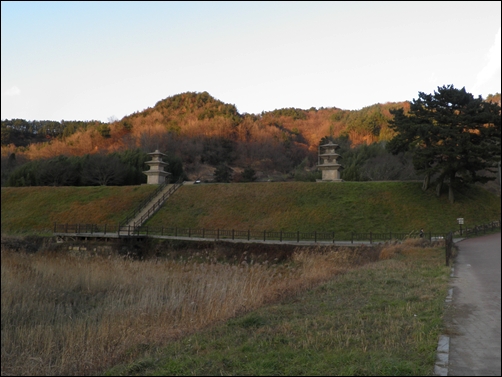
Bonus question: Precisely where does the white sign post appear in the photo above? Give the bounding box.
[457,218,464,235]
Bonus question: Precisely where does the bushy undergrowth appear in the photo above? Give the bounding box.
[1,242,381,376]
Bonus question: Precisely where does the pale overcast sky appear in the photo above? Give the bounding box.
[1,1,501,122]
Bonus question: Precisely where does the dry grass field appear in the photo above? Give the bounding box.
[111,238,452,376]
[1,240,386,376]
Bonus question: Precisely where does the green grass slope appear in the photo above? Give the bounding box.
[149,182,500,234]
[1,185,157,235]
[1,182,500,236]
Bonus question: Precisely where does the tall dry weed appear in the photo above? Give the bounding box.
[378,237,441,260]
[1,246,378,376]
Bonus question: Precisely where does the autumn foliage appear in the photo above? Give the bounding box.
[2,92,406,161]
[4,89,496,188]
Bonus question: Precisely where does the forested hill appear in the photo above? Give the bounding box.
[3,92,500,152]
[1,91,500,186]
[1,91,408,152]
[1,119,105,148]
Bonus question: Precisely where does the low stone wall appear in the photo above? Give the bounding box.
[1,235,382,265]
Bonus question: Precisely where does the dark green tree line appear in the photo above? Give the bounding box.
[5,149,185,187]
[387,85,501,203]
[1,119,105,146]
[318,135,420,182]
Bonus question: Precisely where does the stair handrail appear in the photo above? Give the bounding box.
[120,177,180,226]
[133,179,184,228]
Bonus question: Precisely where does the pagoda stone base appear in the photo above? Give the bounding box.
[319,169,342,182]
[145,172,169,184]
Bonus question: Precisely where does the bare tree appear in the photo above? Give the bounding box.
[81,154,127,186]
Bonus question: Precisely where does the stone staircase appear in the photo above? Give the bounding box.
[120,180,184,233]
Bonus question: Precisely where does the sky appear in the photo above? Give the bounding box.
[1,1,501,123]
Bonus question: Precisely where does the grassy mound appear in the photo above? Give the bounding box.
[1,182,500,236]
[150,181,500,233]
[1,185,157,235]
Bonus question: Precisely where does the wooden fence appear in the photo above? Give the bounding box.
[459,221,501,237]
[54,223,455,244]
[53,220,501,266]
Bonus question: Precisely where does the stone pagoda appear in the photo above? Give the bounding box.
[143,149,171,184]
[317,141,343,182]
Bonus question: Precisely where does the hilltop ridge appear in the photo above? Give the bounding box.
[1,91,408,155]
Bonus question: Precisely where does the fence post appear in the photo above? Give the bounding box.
[445,233,449,266]
[104,224,107,235]
[65,223,68,233]
[248,229,250,241]
[351,232,354,244]
[445,232,452,266]
[232,229,234,240]
[264,230,266,241]
[332,231,335,244]
[128,225,131,236]
[314,231,317,243]
[297,231,300,243]
[280,231,282,242]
